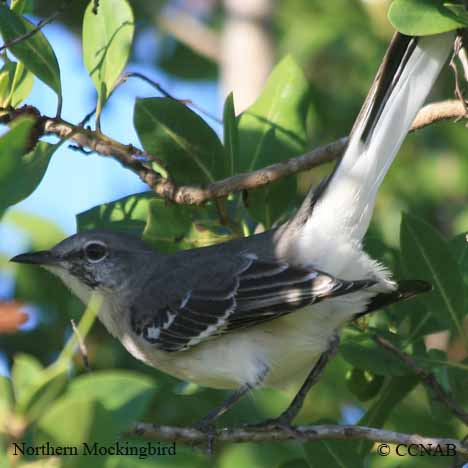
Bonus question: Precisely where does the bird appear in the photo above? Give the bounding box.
[11,31,454,427]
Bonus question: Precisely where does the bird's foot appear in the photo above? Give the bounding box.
[191,418,218,455]
[243,414,304,440]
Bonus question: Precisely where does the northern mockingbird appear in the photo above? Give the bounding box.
[11,32,454,427]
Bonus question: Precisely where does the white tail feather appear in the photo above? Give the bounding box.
[291,32,454,276]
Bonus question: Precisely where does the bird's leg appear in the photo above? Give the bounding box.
[191,384,254,456]
[247,334,340,432]
[194,364,269,431]
[194,384,253,431]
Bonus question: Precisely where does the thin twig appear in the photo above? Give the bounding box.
[116,71,222,124]
[0,10,61,53]
[450,34,468,120]
[374,335,468,427]
[458,31,468,82]
[70,319,91,372]
[1,100,467,205]
[130,422,468,457]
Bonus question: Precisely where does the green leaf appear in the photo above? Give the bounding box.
[450,232,468,284]
[143,199,234,252]
[11,0,35,15]
[67,371,156,432]
[36,396,118,447]
[448,358,468,407]
[77,192,152,236]
[400,213,466,340]
[0,116,33,185]
[0,115,33,217]
[142,199,192,252]
[82,0,134,122]
[356,375,418,456]
[0,60,16,106]
[0,376,14,423]
[346,368,384,402]
[17,370,68,421]
[237,56,310,227]
[134,97,226,184]
[0,5,61,101]
[223,92,238,177]
[0,60,33,109]
[11,353,43,406]
[77,192,235,253]
[423,349,453,421]
[304,420,362,468]
[278,459,310,468]
[340,328,410,376]
[8,61,34,107]
[388,0,466,35]
[0,141,58,212]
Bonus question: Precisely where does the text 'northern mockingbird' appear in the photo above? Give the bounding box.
[11,31,454,427]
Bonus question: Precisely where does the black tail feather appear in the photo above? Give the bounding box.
[354,280,432,319]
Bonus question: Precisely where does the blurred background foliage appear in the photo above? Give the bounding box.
[0,0,467,467]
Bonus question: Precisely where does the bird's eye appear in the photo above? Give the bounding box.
[84,242,108,263]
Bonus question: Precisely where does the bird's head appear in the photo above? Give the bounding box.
[10,230,155,303]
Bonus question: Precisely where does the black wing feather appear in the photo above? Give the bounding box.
[131,255,375,352]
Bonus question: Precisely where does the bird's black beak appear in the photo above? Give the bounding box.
[10,250,57,266]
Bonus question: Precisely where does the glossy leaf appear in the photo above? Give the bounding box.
[223,92,238,177]
[0,117,35,212]
[400,213,466,338]
[11,0,34,14]
[82,0,134,120]
[237,56,310,227]
[77,192,152,236]
[340,328,410,376]
[67,371,156,432]
[0,142,58,212]
[134,97,226,184]
[0,60,34,109]
[77,192,235,252]
[388,0,466,35]
[142,199,192,252]
[143,199,234,252]
[0,5,61,99]
[396,293,447,343]
[0,61,14,105]
[8,61,34,107]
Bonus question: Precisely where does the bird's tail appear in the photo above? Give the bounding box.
[286,32,454,272]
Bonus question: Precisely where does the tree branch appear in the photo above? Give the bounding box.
[1,99,466,205]
[374,335,468,427]
[130,422,468,457]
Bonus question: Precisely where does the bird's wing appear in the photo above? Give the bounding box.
[130,253,375,352]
